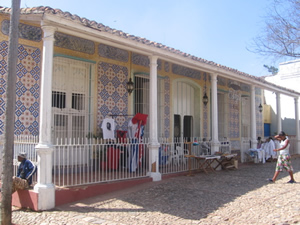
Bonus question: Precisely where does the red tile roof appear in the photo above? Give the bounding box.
[0,6,299,95]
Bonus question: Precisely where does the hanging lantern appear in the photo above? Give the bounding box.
[203,92,208,106]
[259,103,263,113]
[127,77,134,95]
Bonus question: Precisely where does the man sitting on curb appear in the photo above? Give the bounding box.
[12,152,37,194]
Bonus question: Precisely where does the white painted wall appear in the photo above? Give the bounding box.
[264,59,300,135]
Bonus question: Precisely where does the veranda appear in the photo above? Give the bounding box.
[7,134,299,188]
[7,135,233,188]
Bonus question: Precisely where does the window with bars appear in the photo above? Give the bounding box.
[241,96,250,138]
[134,75,165,138]
[52,57,94,143]
[173,81,196,140]
[217,93,228,139]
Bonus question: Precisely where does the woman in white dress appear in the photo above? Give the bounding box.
[268,131,296,183]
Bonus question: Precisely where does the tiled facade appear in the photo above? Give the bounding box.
[97,62,129,131]
[0,41,41,135]
[229,89,240,138]
[163,77,170,138]
[0,11,264,145]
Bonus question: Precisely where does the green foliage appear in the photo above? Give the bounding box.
[263,65,278,74]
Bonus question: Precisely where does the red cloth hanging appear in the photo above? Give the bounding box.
[131,113,148,125]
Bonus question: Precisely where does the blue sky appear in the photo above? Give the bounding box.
[2,0,284,76]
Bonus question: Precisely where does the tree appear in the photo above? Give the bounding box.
[0,1,20,225]
[263,64,278,74]
[250,0,300,60]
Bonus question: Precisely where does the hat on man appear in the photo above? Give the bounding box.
[18,152,27,159]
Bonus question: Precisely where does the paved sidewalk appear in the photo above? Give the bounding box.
[12,156,300,225]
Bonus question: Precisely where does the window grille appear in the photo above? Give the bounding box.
[52,57,94,144]
[134,75,165,138]
[218,93,228,140]
[241,96,250,138]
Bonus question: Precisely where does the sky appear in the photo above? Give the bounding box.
[1,0,288,77]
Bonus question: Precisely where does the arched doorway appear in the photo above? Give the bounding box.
[173,80,201,141]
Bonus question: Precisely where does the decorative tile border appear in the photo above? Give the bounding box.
[217,76,226,86]
[164,77,170,138]
[255,87,262,96]
[132,53,162,70]
[54,32,95,54]
[164,61,169,72]
[172,63,201,80]
[241,83,250,92]
[228,80,241,91]
[1,20,42,42]
[132,53,149,67]
[98,44,129,62]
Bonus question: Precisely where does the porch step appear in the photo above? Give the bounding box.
[55,177,152,207]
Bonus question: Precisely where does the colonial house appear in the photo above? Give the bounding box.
[0,6,299,211]
[264,59,300,139]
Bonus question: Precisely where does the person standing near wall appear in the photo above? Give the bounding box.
[268,131,296,183]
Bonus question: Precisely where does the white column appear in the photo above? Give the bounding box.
[147,55,161,181]
[295,97,300,154]
[34,25,56,210]
[250,85,257,148]
[276,92,282,134]
[210,73,219,154]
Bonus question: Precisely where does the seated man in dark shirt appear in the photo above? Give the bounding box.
[12,152,37,194]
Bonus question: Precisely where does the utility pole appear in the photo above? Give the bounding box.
[0,0,21,224]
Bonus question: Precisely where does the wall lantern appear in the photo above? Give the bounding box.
[258,103,263,113]
[127,77,134,95]
[203,93,208,106]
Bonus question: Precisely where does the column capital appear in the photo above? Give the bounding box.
[148,55,158,62]
[210,73,218,80]
[41,25,57,40]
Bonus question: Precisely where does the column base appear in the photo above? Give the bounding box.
[34,183,55,210]
[147,172,162,181]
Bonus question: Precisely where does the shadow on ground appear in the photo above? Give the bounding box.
[54,156,300,221]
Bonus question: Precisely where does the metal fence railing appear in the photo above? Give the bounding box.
[0,135,268,188]
[240,137,251,163]
[52,137,149,187]
[158,137,231,175]
[13,135,38,185]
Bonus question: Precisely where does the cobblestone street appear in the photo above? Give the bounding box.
[12,156,300,225]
